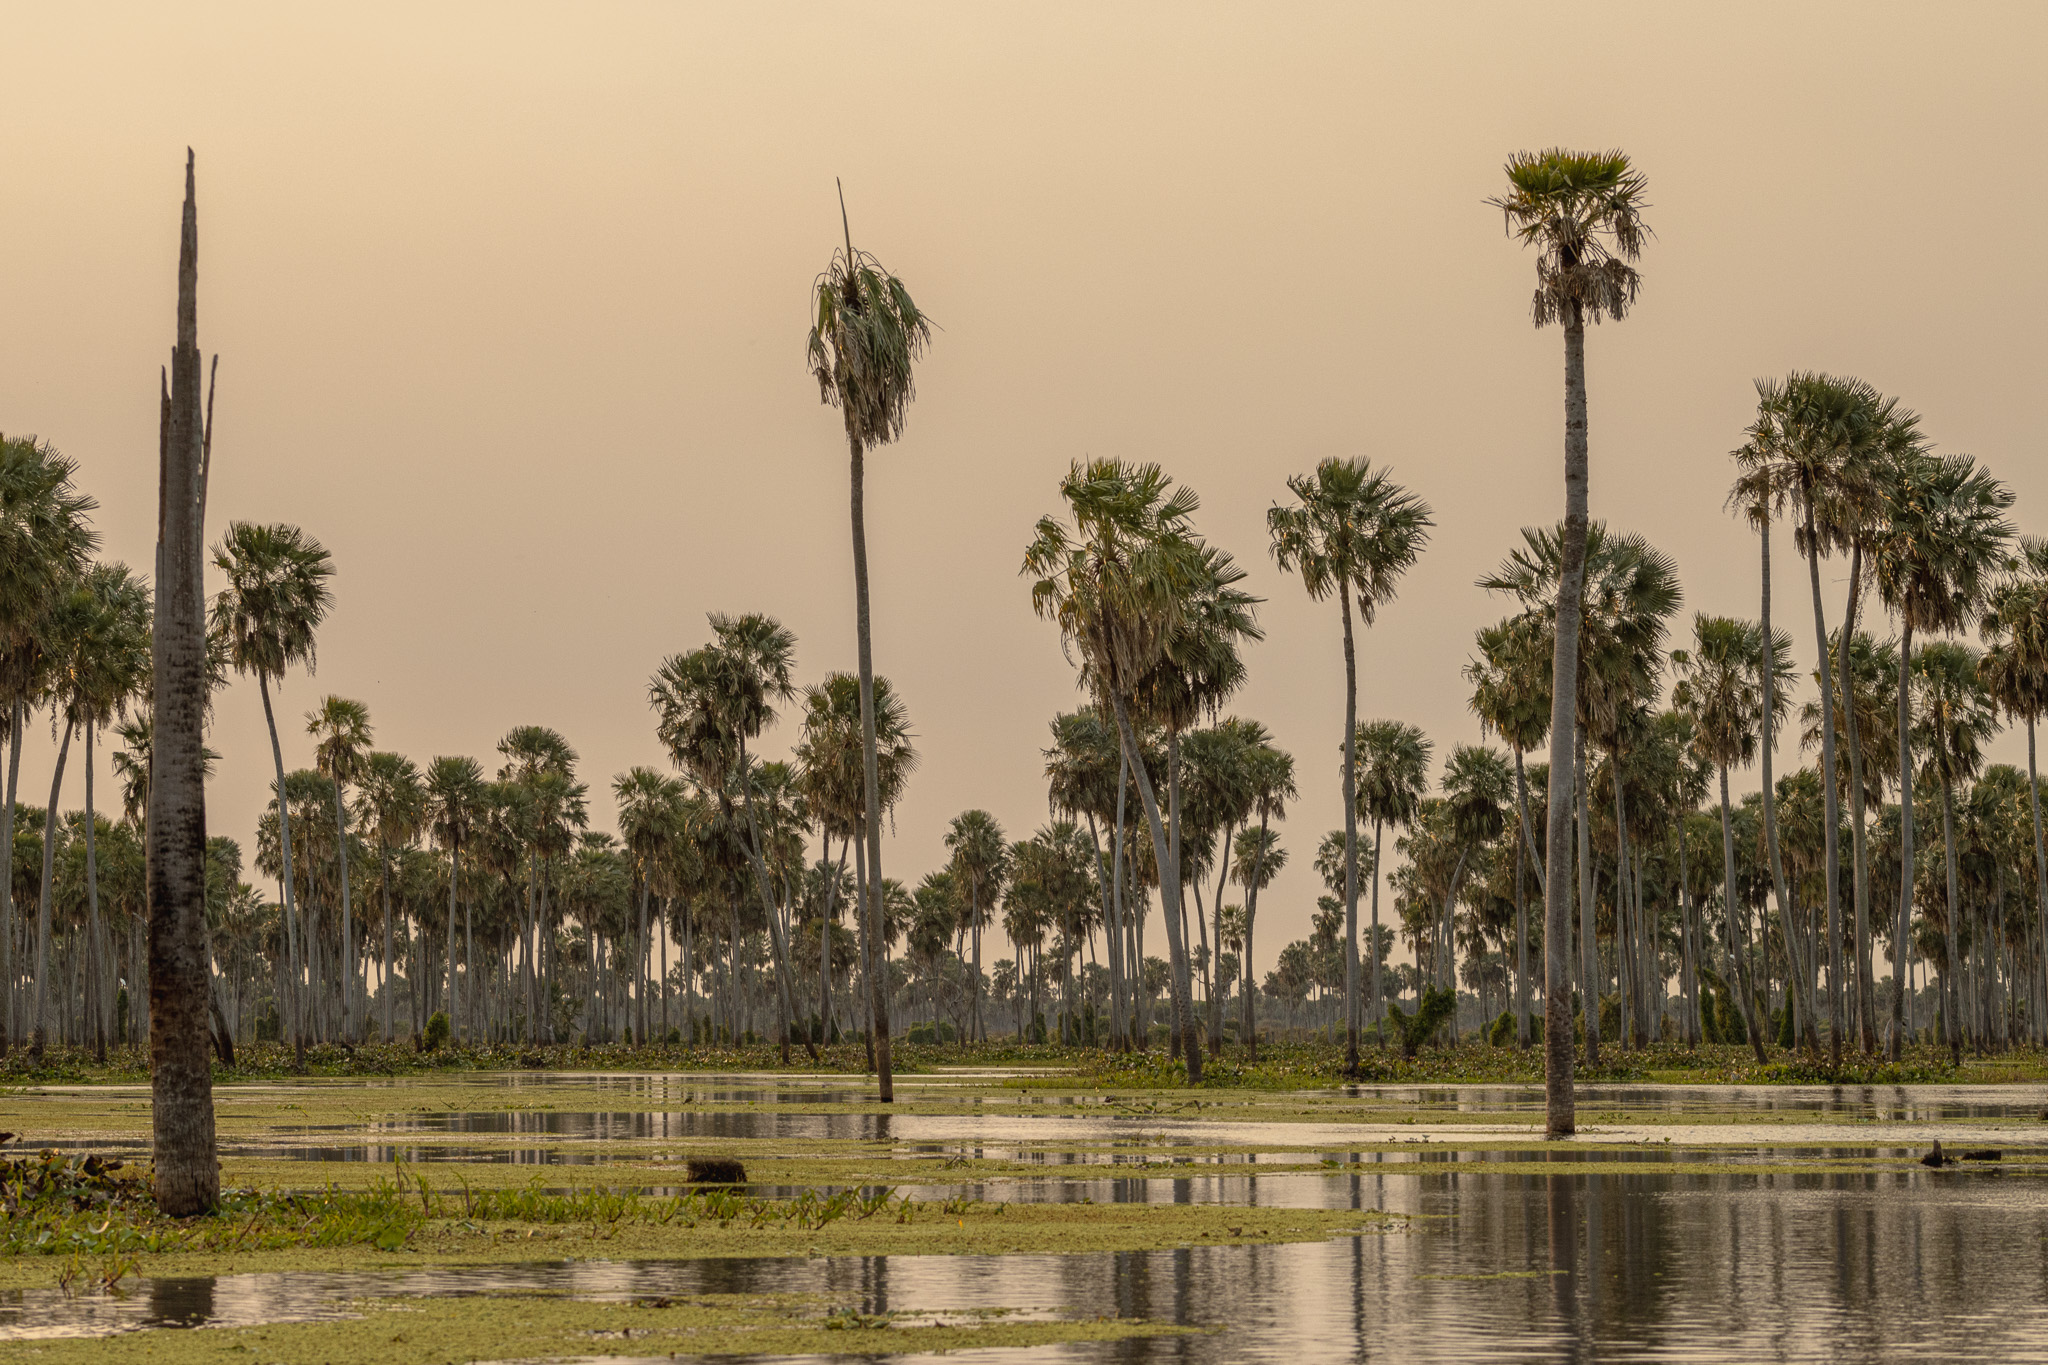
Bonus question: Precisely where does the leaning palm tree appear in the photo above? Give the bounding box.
[210,521,333,1060]
[808,189,932,1096]
[425,754,484,1042]
[1673,614,1788,1064]
[1869,451,2014,1057]
[1979,540,2048,1033]
[1352,720,1432,1045]
[1025,458,1214,1082]
[1488,147,1649,1138]
[0,433,98,1054]
[1268,456,1432,1075]
[307,695,372,1039]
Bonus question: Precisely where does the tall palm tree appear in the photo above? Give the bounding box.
[495,725,581,1042]
[808,190,932,1096]
[0,433,98,1054]
[211,520,334,1059]
[1490,148,1648,1135]
[945,810,1008,1044]
[425,754,484,1043]
[1736,373,1910,1065]
[1352,720,1432,1045]
[1870,452,2014,1056]
[1979,539,2048,1037]
[1269,457,1432,1074]
[1436,745,1512,1027]
[1043,708,1134,1045]
[307,696,372,1039]
[1025,458,1217,1081]
[1672,614,1789,1064]
[1225,724,1294,1059]
[1913,641,2000,1059]
[357,750,424,1041]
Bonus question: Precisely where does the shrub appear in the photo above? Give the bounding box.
[423,1011,450,1052]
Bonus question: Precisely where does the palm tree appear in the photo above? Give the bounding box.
[0,433,97,1054]
[808,190,932,1096]
[307,696,372,1039]
[151,155,220,1213]
[1870,451,2014,1056]
[945,810,1008,1043]
[211,520,334,1059]
[1043,707,1136,1045]
[1913,641,2001,1059]
[1228,729,1294,1059]
[1352,719,1431,1045]
[495,725,582,1042]
[795,671,917,1062]
[1489,146,1649,1138]
[424,754,484,1043]
[1736,373,1911,1065]
[1672,614,1789,1064]
[1269,456,1432,1075]
[1468,615,1552,1042]
[356,750,424,1041]
[1979,539,2048,1040]
[1436,744,1512,1033]
[1025,458,1218,1081]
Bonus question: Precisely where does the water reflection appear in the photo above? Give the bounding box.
[9,1167,2048,1360]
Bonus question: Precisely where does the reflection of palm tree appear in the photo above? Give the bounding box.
[1489,145,1649,1139]
[211,520,334,1059]
[0,433,98,1054]
[1270,456,1432,1075]
[307,695,372,1039]
[1871,452,2013,1057]
[809,191,932,1097]
[1673,613,1788,1063]
[1352,720,1430,1045]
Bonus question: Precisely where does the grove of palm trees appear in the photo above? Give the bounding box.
[9,10,2048,1359]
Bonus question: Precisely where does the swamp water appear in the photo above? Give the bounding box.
[7,1073,2048,1361]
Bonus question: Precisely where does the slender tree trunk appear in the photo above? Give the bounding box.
[1756,517,1811,1052]
[379,847,395,1041]
[448,841,461,1044]
[332,781,355,1041]
[1243,812,1270,1060]
[1838,547,1877,1053]
[32,720,73,1056]
[2028,716,2048,1048]
[85,719,107,1063]
[1,700,21,1052]
[847,436,894,1098]
[1576,726,1598,1065]
[1799,483,1846,1069]
[1110,694,1199,1081]
[148,156,220,1212]
[1339,579,1362,1074]
[1891,621,1916,1059]
[1165,731,1201,1067]
[1720,768,1770,1061]
[1941,780,1963,1064]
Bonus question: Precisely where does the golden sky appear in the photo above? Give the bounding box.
[7,2,2045,974]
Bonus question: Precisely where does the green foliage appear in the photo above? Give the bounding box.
[1385,986,1458,1059]
[1486,1011,1516,1047]
[423,1011,450,1052]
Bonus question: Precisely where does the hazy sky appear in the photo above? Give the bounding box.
[7,3,2046,977]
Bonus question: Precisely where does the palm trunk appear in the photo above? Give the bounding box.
[1243,811,1270,1060]
[1891,621,1916,1059]
[32,719,73,1055]
[1756,517,1812,1051]
[1207,824,1233,1057]
[1541,305,1590,1132]
[2028,716,2048,1048]
[1371,819,1386,1047]
[379,846,395,1041]
[1576,725,1598,1065]
[848,436,893,1099]
[1110,693,1199,1081]
[1339,578,1362,1074]
[148,158,220,1212]
[1799,483,1846,1068]
[1839,547,1876,1052]
[448,840,461,1045]
[84,719,106,1063]
[1941,780,1963,1063]
[2,699,21,1052]
[332,782,354,1041]
[1720,767,1770,1062]
[729,746,801,1065]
